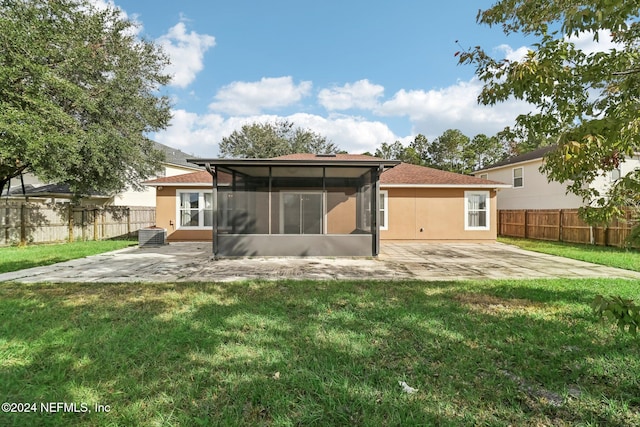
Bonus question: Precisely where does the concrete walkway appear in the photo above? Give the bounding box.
[1,242,639,283]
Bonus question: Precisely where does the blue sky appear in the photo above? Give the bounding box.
[103,1,541,157]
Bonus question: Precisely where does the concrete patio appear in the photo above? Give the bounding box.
[1,242,639,283]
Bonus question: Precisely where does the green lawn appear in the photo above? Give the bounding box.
[500,237,640,272]
[0,240,137,274]
[1,279,639,426]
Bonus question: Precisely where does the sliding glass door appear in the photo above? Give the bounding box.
[281,192,323,234]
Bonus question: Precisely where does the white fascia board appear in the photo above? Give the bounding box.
[475,158,543,173]
[381,184,512,189]
[144,182,230,187]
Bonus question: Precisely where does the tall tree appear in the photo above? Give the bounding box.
[458,0,640,227]
[0,0,171,196]
[373,135,428,165]
[466,134,508,170]
[427,129,471,173]
[219,120,339,158]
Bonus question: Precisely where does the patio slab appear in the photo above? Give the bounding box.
[0,242,639,283]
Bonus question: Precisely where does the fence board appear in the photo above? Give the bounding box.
[0,201,155,246]
[498,209,636,248]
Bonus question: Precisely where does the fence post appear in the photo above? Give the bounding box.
[93,208,98,241]
[523,210,528,239]
[20,203,27,246]
[4,206,9,245]
[127,207,131,238]
[558,210,563,242]
[68,204,74,242]
[101,209,106,240]
[81,208,86,241]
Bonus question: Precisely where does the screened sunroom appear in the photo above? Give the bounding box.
[187,155,399,257]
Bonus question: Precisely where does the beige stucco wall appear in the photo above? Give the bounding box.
[155,185,498,243]
[380,187,497,242]
[156,186,211,241]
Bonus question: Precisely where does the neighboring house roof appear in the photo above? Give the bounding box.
[476,145,557,172]
[7,183,109,199]
[145,158,509,189]
[153,141,203,170]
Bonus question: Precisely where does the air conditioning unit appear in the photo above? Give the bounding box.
[138,227,167,246]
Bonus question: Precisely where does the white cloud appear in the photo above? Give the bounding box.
[567,29,622,54]
[318,79,385,110]
[154,73,539,158]
[494,44,530,62]
[153,109,401,157]
[157,22,216,88]
[376,79,533,140]
[209,77,312,116]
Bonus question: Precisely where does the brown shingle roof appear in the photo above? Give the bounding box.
[381,162,507,186]
[144,170,231,185]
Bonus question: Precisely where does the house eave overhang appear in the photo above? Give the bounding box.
[144,182,217,187]
[475,157,543,174]
[187,158,401,170]
[381,184,512,189]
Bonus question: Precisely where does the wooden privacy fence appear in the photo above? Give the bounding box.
[1,202,156,246]
[498,209,637,247]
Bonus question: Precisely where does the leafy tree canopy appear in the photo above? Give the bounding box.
[458,0,640,225]
[0,0,171,197]
[373,131,507,173]
[219,120,340,158]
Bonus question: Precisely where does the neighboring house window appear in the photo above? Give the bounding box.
[177,191,212,228]
[479,173,488,180]
[513,167,524,188]
[610,168,621,181]
[380,190,388,231]
[464,191,490,230]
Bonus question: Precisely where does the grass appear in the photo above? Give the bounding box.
[500,237,640,272]
[0,240,137,274]
[1,278,640,426]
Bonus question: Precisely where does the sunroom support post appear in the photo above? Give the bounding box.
[371,165,382,256]
[205,163,218,259]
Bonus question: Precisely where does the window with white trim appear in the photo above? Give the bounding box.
[177,191,212,228]
[513,167,523,188]
[479,173,488,180]
[464,191,490,230]
[610,168,621,181]
[380,190,388,231]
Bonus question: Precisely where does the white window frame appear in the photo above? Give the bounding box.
[176,190,212,230]
[379,190,389,231]
[479,173,488,180]
[610,168,621,182]
[513,167,524,188]
[464,191,490,231]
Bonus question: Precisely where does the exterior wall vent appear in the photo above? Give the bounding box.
[138,227,167,246]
